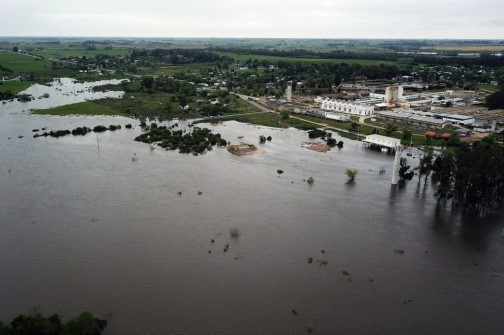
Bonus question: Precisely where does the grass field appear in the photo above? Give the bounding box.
[33,48,131,58]
[32,101,129,117]
[0,81,32,93]
[0,52,52,74]
[217,52,395,66]
[477,83,501,92]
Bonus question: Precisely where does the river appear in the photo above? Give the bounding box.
[0,83,503,334]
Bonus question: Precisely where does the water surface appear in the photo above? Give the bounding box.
[0,111,503,334]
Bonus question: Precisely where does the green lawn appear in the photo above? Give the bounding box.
[32,101,129,117]
[0,81,32,93]
[0,52,52,74]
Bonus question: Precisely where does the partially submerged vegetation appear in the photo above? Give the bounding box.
[0,307,107,335]
[135,126,227,155]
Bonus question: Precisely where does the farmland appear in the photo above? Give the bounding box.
[0,51,51,74]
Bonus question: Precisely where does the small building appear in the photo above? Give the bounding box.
[377,110,450,129]
[363,134,402,153]
[326,113,350,122]
[424,131,437,138]
[434,113,475,126]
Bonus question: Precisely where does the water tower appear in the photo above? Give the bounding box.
[286,81,292,102]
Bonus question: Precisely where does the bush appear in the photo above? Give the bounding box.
[229,227,240,239]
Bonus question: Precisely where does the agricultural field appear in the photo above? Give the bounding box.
[0,51,52,74]
[0,80,32,93]
[217,51,396,65]
[32,48,131,58]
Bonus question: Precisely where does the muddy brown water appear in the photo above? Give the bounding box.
[1,87,504,334]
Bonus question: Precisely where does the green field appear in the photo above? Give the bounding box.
[32,101,129,117]
[33,48,131,58]
[217,52,395,65]
[0,81,32,93]
[0,52,52,74]
[477,83,500,93]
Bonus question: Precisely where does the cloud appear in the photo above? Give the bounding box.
[1,0,503,38]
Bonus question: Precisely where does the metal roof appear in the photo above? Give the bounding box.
[363,134,402,149]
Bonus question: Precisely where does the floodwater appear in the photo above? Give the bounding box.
[1,78,126,114]
[1,90,504,334]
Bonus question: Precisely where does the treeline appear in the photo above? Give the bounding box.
[0,309,107,335]
[431,137,504,213]
[413,54,504,68]
[131,49,221,64]
[211,47,399,62]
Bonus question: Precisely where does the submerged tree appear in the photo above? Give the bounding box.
[345,168,358,182]
[418,147,434,185]
[431,136,504,214]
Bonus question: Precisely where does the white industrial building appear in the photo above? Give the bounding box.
[320,98,374,116]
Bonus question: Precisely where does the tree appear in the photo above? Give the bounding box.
[12,46,18,52]
[486,89,504,110]
[399,158,414,180]
[345,168,358,182]
[402,129,412,142]
[418,147,434,185]
[63,312,107,335]
[384,123,398,136]
[280,110,290,120]
[349,122,359,132]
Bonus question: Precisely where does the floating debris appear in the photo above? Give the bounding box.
[177,191,182,196]
[277,169,284,174]
[292,309,298,316]
[198,191,203,195]
[208,250,211,254]
[394,249,405,254]
[307,257,314,264]
[368,278,374,282]
[342,270,350,276]
[321,249,325,254]
[211,239,215,244]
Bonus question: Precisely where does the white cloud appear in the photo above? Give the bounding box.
[1,0,503,38]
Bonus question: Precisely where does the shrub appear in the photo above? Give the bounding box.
[229,227,240,239]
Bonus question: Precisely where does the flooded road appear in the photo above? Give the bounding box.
[0,99,503,334]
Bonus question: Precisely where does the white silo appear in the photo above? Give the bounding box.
[286,82,292,102]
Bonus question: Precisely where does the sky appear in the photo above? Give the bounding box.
[2,0,504,39]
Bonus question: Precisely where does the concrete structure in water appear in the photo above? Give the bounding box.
[391,149,402,187]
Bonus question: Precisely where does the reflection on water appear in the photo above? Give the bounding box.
[0,110,503,334]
